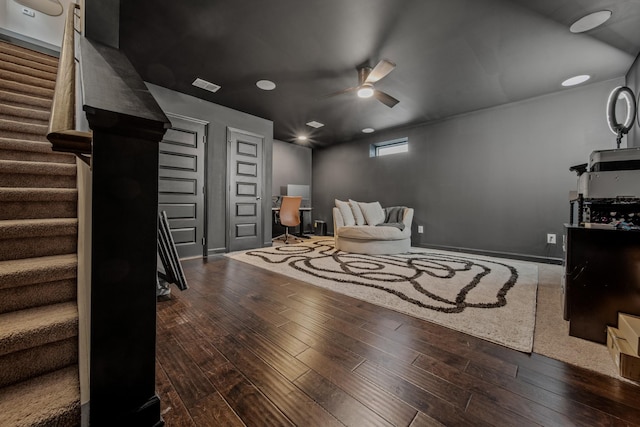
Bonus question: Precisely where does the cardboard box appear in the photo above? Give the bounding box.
[607,326,640,381]
[618,313,640,355]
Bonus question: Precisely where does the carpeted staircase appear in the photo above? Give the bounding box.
[0,40,80,426]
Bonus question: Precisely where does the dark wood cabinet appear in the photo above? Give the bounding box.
[563,225,640,343]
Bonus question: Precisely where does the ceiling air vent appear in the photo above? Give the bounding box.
[306,121,324,128]
[192,78,221,93]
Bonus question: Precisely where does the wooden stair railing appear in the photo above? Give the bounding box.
[46,3,92,155]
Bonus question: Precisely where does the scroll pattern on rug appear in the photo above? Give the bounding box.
[245,239,519,314]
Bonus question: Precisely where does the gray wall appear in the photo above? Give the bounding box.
[146,83,274,253]
[272,139,312,197]
[626,53,640,148]
[272,139,312,232]
[313,78,623,261]
[84,0,120,48]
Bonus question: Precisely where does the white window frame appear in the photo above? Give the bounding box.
[370,137,409,157]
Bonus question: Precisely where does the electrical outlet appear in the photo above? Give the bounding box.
[547,233,556,244]
[22,7,35,17]
[418,225,424,233]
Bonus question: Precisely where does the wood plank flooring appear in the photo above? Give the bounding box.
[156,256,640,426]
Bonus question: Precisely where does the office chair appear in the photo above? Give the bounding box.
[273,196,303,244]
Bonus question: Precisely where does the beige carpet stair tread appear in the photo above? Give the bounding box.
[0,279,77,315]
[0,137,75,164]
[0,58,57,83]
[0,301,78,357]
[0,218,78,239]
[0,51,59,76]
[0,254,77,290]
[0,187,77,202]
[0,159,76,176]
[0,151,75,165]
[0,366,79,427]
[0,337,77,389]
[0,41,59,68]
[0,115,48,127]
[0,189,77,220]
[0,118,48,136]
[0,78,54,99]
[0,89,51,110]
[0,69,56,91]
[0,137,54,153]
[0,133,49,144]
[0,170,76,188]
[0,103,50,123]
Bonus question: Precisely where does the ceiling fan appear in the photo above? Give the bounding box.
[327,59,400,108]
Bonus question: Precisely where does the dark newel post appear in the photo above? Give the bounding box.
[80,37,169,426]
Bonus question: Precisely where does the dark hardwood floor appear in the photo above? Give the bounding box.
[156,256,640,426]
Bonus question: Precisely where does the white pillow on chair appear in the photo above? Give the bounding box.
[349,199,366,225]
[358,201,385,226]
[335,199,355,226]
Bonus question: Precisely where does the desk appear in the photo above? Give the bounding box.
[272,207,313,237]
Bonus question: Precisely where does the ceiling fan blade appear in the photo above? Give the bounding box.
[374,90,399,108]
[323,87,357,98]
[365,59,396,84]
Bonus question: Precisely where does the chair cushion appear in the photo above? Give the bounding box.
[338,225,407,240]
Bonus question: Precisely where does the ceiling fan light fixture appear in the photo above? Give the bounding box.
[357,84,375,98]
[570,10,612,33]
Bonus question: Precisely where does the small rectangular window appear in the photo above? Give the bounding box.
[370,137,408,157]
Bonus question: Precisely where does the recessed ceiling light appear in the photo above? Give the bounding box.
[192,78,221,93]
[570,10,612,33]
[562,75,591,87]
[297,135,308,141]
[362,128,375,133]
[306,121,324,128]
[256,80,276,90]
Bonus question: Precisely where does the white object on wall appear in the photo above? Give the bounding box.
[15,0,62,16]
[1,0,73,48]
